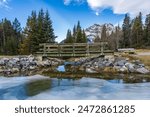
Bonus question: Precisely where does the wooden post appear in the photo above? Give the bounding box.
[43,43,46,56]
[58,44,61,57]
[73,43,75,57]
[101,42,104,56]
[86,43,90,56]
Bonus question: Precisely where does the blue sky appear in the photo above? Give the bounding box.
[0,0,149,42]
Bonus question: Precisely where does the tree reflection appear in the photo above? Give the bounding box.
[26,79,52,96]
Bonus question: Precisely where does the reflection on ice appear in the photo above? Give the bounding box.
[0,75,150,100]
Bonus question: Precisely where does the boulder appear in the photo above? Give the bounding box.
[125,63,135,73]
[105,61,113,67]
[86,67,97,73]
[29,66,36,70]
[113,66,121,72]
[115,60,127,66]
[103,67,117,73]
[3,69,12,75]
[0,67,3,73]
[133,60,142,65]
[43,60,51,67]
[120,66,128,72]
[136,67,150,74]
[12,68,19,73]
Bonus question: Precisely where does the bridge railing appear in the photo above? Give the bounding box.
[36,43,114,57]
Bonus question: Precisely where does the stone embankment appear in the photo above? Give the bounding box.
[73,56,150,74]
[0,55,64,76]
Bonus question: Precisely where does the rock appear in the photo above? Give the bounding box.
[103,67,117,73]
[43,60,51,67]
[3,69,12,75]
[105,62,113,67]
[136,67,150,74]
[125,63,135,73]
[51,61,58,66]
[126,58,129,61]
[0,58,9,65]
[37,61,44,67]
[98,63,105,68]
[12,68,19,73]
[113,66,121,72]
[115,60,127,66]
[138,64,145,67]
[29,61,37,66]
[86,67,97,73]
[133,60,142,65]
[0,68,3,73]
[120,66,128,72]
[29,66,36,70]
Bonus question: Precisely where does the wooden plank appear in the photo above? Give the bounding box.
[36,42,113,57]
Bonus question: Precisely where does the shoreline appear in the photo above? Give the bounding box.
[0,53,150,77]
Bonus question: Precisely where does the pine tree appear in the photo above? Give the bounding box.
[2,19,15,54]
[145,14,150,46]
[76,21,82,43]
[76,21,87,43]
[12,18,22,54]
[37,9,45,44]
[65,29,73,43]
[82,29,87,43]
[44,10,55,43]
[22,11,38,54]
[72,25,76,43]
[122,14,131,47]
[64,21,87,43]
[21,9,56,54]
[101,24,107,42]
[76,29,82,43]
[131,12,143,48]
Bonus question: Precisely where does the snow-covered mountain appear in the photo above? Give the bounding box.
[85,23,114,42]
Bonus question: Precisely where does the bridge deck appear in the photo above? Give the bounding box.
[36,43,114,57]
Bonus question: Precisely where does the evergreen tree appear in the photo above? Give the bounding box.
[82,29,87,43]
[13,18,22,34]
[131,12,143,48]
[65,29,73,43]
[37,9,45,43]
[44,10,55,43]
[101,24,107,42]
[122,14,131,47]
[21,9,56,54]
[145,14,150,46]
[64,21,87,43]
[76,21,82,43]
[76,29,83,43]
[0,18,23,55]
[72,25,77,43]
[23,11,38,54]
[12,18,22,54]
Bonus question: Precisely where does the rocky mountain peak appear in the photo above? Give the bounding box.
[85,23,114,42]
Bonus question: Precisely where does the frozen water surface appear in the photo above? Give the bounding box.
[0,75,150,100]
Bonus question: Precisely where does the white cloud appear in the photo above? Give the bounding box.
[64,0,71,5]
[0,0,9,8]
[95,11,99,16]
[64,0,85,5]
[64,0,150,16]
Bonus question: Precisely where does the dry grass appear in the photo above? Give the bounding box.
[120,53,150,69]
[136,49,150,53]
[137,55,150,68]
[121,53,138,60]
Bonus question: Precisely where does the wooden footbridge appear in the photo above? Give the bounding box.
[36,42,114,57]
